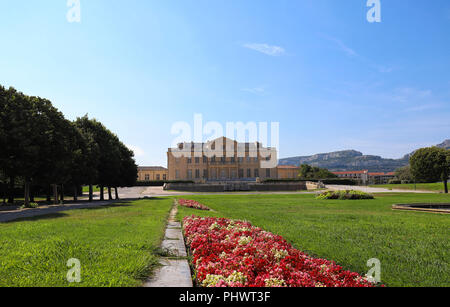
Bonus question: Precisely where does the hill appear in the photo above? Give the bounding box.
[278,140,449,172]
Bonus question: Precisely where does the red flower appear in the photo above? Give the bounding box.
[183,216,382,288]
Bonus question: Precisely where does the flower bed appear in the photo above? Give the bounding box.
[183,216,380,287]
[178,199,211,211]
[316,190,374,200]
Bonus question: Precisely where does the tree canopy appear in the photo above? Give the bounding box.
[410,147,449,193]
[298,164,337,180]
[0,85,137,206]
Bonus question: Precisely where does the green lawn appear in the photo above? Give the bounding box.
[177,193,450,287]
[370,182,446,192]
[82,186,101,193]
[0,198,173,287]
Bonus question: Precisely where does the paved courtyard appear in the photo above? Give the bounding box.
[0,185,436,223]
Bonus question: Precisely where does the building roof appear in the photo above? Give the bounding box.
[138,166,167,171]
[277,165,300,169]
[369,172,396,176]
[333,170,369,175]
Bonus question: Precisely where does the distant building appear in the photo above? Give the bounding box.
[332,170,395,185]
[368,172,396,184]
[277,165,300,179]
[138,166,168,182]
[167,137,278,181]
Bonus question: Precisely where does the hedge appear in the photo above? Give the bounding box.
[135,180,195,187]
[263,178,357,185]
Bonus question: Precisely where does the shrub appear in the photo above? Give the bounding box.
[20,202,39,209]
[388,179,401,184]
[135,180,195,187]
[316,190,374,200]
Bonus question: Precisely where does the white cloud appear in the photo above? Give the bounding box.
[126,145,145,157]
[242,87,266,95]
[405,104,441,112]
[325,37,358,57]
[390,87,432,103]
[376,65,394,73]
[243,43,285,56]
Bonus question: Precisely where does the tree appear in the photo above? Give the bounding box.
[74,116,100,202]
[0,87,29,204]
[298,164,337,180]
[410,147,449,194]
[75,116,120,201]
[395,165,413,182]
[115,143,138,198]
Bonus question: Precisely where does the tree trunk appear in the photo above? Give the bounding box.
[60,184,65,204]
[444,179,448,194]
[8,176,15,204]
[30,185,35,202]
[89,184,93,202]
[73,185,78,202]
[108,187,112,200]
[1,182,6,205]
[100,185,104,201]
[24,179,30,208]
[114,187,119,200]
[53,184,58,205]
[46,185,51,203]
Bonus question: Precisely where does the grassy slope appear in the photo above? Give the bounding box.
[177,193,450,287]
[0,198,172,287]
[370,182,446,192]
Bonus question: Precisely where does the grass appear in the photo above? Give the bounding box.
[0,198,173,287]
[370,182,446,192]
[176,193,450,287]
[82,186,101,193]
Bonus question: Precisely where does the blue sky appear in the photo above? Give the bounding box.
[1,0,449,166]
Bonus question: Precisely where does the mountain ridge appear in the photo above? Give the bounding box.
[278,139,449,172]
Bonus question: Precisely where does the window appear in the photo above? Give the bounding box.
[254,169,259,177]
[187,158,192,164]
[238,157,244,163]
[203,169,208,179]
[156,174,160,181]
[145,174,150,181]
[163,174,167,181]
[211,156,216,163]
[231,157,235,163]
[266,169,271,177]
[175,170,180,180]
[195,169,200,179]
[246,156,251,163]
[195,157,200,164]
[203,156,208,163]
[187,170,193,179]
[221,157,226,164]
[247,169,251,178]
[239,169,244,178]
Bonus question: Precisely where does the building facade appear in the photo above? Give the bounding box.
[332,170,395,185]
[137,166,168,182]
[167,137,278,181]
[277,165,300,179]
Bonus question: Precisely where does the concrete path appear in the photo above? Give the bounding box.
[144,202,192,288]
[0,187,149,223]
[326,185,434,194]
[0,200,124,223]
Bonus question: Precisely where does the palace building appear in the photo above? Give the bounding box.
[137,166,168,182]
[167,137,279,181]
